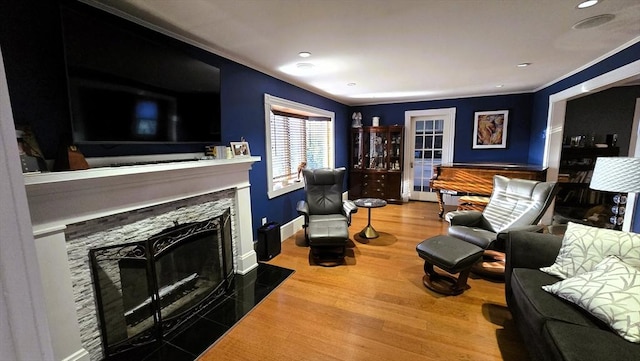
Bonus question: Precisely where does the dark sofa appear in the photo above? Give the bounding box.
[505,231,640,361]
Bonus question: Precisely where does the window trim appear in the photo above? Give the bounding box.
[264,94,335,199]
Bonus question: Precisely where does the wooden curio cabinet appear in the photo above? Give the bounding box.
[349,125,404,203]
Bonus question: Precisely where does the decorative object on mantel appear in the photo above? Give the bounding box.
[351,112,362,128]
[472,110,508,149]
[230,141,250,157]
[589,157,640,230]
[53,145,89,171]
[205,145,228,159]
[16,127,47,173]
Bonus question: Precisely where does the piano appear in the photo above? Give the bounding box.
[429,163,547,217]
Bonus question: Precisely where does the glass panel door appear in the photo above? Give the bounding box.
[404,108,455,202]
[413,118,443,200]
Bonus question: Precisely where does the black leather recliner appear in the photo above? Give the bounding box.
[296,168,358,263]
[446,175,557,276]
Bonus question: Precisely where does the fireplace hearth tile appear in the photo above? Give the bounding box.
[166,316,229,357]
[227,262,295,306]
[255,262,296,286]
[106,341,194,361]
[104,263,294,361]
[200,296,254,328]
[141,342,195,361]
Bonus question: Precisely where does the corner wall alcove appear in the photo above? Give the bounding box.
[544,59,640,230]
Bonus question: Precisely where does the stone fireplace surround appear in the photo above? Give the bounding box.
[70,191,235,360]
[23,157,260,361]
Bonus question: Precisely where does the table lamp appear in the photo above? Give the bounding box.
[589,157,640,230]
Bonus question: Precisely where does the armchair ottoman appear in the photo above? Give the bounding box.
[416,235,484,295]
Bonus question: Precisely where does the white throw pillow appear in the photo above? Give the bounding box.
[542,255,640,343]
[540,222,640,279]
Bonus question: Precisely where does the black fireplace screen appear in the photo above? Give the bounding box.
[89,208,233,357]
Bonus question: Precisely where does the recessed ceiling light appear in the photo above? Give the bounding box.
[298,51,311,58]
[517,62,531,68]
[347,82,357,86]
[296,62,314,69]
[572,14,615,29]
[577,0,599,9]
[495,84,504,88]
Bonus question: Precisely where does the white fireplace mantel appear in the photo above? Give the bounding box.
[25,157,259,230]
[23,157,261,361]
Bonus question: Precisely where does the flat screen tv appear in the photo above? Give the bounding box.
[60,3,221,146]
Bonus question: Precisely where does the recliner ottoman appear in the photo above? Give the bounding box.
[307,218,349,263]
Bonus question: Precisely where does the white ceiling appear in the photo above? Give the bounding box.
[86,0,640,106]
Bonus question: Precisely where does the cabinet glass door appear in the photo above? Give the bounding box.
[388,127,403,171]
[366,128,387,170]
[351,129,363,169]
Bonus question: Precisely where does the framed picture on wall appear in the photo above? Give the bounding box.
[230,141,251,157]
[472,110,508,149]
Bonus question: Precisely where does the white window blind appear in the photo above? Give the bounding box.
[270,111,330,184]
[264,94,335,199]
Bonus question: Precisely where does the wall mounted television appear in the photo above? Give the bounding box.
[60,3,221,147]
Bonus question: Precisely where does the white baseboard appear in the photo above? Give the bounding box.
[62,348,89,361]
[279,215,305,242]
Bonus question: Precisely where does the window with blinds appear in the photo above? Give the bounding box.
[264,94,334,199]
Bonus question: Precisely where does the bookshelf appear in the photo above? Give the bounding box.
[556,146,619,218]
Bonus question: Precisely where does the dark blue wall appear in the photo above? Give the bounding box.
[2,0,639,235]
[0,0,351,239]
[528,42,640,231]
[352,93,534,164]
[220,60,350,233]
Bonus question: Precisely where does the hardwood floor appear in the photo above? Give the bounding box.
[198,201,530,361]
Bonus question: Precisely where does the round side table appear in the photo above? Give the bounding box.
[354,198,387,239]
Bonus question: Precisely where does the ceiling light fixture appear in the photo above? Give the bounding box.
[296,62,314,69]
[495,85,504,88]
[298,51,311,58]
[517,62,531,68]
[347,82,357,86]
[577,0,599,9]
[279,61,320,77]
[572,14,615,29]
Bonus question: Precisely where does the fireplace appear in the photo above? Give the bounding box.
[23,157,260,361]
[89,209,233,358]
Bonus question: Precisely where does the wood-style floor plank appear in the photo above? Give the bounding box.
[198,201,530,361]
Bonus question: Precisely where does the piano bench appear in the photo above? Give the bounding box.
[416,235,484,295]
[457,195,490,212]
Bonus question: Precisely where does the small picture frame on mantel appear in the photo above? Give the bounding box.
[230,141,251,157]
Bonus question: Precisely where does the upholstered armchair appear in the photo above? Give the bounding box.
[446,175,557,276]
[296,168,358,263]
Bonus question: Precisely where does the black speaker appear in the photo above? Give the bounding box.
[257,222,281,261]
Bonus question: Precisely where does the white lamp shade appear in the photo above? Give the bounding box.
[589,157,640,193]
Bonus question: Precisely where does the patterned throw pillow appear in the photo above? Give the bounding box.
[542,255,640,343]
[540,222,640,279]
